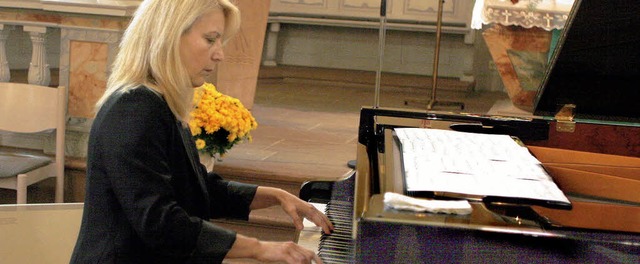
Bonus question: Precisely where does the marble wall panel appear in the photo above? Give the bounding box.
[60,27,120,120]
[60,16,128,30]
[0,8,128,30]
[0,9,60,24]
[68,40,108,118]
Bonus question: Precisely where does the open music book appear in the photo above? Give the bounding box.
[395,128,571,209]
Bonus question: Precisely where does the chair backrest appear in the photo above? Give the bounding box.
[0,83,67,203]
[0,83,65,133]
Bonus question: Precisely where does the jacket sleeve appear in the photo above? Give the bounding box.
[194,174,257,261]
[206,172,258,220]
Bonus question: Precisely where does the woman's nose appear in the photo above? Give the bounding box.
[212,44,224,62]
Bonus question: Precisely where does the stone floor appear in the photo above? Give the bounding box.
[1,65,509,202]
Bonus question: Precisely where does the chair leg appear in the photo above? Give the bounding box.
[17,174,27,204]
[56,165,64,203]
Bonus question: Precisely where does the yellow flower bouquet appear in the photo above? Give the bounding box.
[189,83,258,158]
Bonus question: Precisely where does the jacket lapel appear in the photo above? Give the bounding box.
[176,121,211,210]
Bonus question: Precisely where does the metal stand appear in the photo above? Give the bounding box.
[348,0,388,168]
[405,0,464,110]
[373,0,388,108]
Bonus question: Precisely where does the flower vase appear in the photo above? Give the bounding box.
[198,153,215,172]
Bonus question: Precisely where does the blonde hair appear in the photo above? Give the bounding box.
[96,0,241,124]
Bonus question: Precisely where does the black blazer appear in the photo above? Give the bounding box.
[70,86,257,263]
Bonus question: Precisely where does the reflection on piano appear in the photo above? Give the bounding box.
[299,0,640,262]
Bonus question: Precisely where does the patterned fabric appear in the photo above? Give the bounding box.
[473,0,575,30]
[507,49,548,91]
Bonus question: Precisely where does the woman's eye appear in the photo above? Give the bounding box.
[207,35,221,44]
[205,32,222,45]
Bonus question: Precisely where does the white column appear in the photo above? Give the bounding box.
[24,25,51,86]
[0,24,12,82]
[262,22,280,67]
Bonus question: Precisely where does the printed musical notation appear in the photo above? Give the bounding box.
[395,128,570,206]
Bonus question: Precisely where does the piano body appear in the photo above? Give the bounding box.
[300,0,640,263]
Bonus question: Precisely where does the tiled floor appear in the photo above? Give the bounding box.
[0,65,508,203]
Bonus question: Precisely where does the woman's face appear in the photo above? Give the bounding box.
[180,8,226,87]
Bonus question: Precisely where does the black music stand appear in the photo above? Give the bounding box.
[405,0,464,110]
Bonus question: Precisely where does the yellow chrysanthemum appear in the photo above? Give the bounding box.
[190,83,258,158]
[195,139,206,150]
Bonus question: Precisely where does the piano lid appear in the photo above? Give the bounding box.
[534,0,640,123]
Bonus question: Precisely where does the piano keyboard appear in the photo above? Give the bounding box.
[319,200,354,263]
[317,173,356,263]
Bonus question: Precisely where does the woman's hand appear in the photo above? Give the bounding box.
[228,186,333,263]
[250,187,334,234]
[279,190,334,234]
[254,240,323,264]
[227,234,323,264]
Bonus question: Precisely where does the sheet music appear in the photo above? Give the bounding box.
[395,128,570,205]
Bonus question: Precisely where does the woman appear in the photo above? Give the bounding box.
[70,0,333,263]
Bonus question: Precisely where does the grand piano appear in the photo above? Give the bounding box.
[300,0,640,262]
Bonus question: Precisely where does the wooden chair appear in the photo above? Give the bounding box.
[0,83,66,203]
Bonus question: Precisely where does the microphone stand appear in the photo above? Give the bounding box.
[348,0,388,169]
[373,0,387,108]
